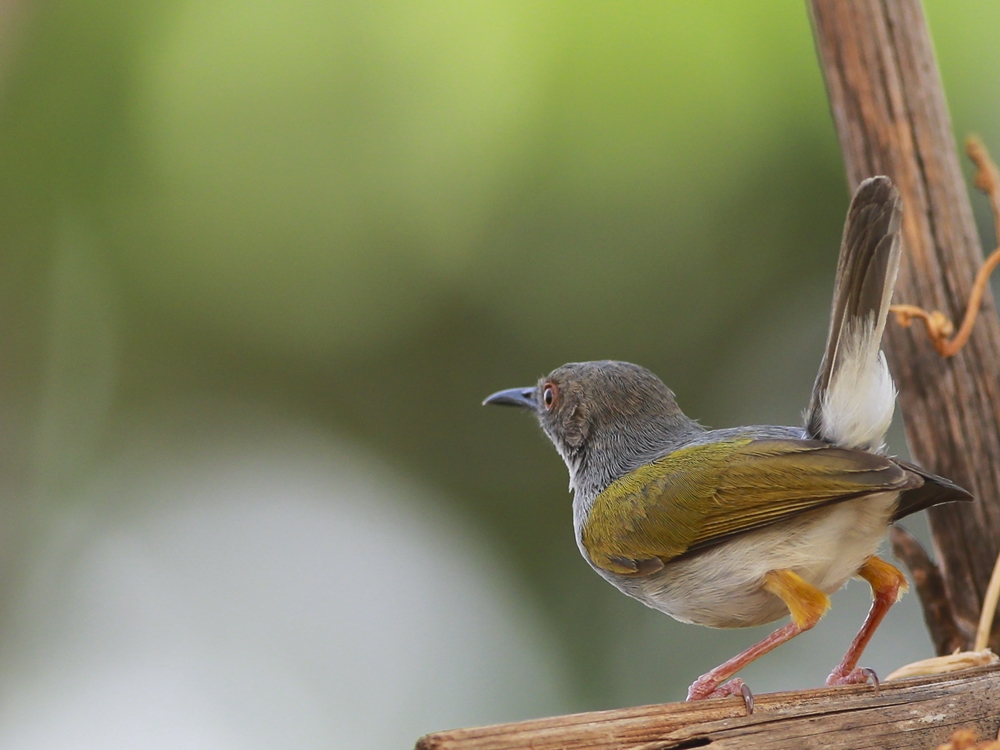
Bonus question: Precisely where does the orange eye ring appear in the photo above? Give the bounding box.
[542,382,558,410]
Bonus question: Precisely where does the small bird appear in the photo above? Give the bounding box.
[483,177,972,708]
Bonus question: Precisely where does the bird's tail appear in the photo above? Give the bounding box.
[805,176,902,452]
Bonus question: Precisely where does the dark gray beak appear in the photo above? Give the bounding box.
[483,386,537,410]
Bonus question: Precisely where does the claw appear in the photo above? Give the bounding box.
[687,677,753,715]
[740,681,755,715]
[861,667,880,696]
[827,665,880,695]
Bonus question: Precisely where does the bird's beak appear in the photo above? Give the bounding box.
[482,386,537,411]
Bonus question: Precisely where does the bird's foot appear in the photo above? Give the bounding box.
[686,676,754,714]
[826,666,880,695]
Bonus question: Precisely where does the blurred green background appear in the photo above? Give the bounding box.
[0,1,997,747]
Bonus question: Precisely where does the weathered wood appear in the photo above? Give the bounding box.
[416,664,1000,750]
[889,525,965,655]
[809,0,1000,651]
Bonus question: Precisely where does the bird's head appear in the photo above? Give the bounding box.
[484,361,699,495]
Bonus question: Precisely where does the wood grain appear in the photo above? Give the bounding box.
[809,0,1000,651]
[416,664,1000,750]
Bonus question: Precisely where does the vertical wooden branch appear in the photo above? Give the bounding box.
[809,0,1000,651]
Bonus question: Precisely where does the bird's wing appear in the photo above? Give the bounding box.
[581,438,916,576]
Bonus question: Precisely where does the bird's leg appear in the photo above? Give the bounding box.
[687,569,830,704]
[826,556,908,688]
[685,623,800,706]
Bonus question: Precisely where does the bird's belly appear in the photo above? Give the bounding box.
[598,493,899,629]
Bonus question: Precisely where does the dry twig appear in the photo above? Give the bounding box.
[975,547,1000,653]
[889,137,1000,357]
[934,726,1000,750]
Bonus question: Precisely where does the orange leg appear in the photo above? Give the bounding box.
[687,569,830,705]
[826,556,908,688]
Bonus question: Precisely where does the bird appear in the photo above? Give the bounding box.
[483,176,972,709]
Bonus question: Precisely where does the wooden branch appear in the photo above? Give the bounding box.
[890,525,965,655]
[809,0,1000,652]
[416,664,1000,750]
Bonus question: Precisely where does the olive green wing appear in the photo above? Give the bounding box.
[581,438,915,576]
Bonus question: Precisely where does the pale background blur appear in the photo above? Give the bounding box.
[0,2,997,748]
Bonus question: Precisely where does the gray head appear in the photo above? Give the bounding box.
[484,360,701,497]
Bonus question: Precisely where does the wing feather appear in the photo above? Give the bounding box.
[582,438,915,576]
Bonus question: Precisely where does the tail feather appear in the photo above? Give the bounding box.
[806,177,902,451]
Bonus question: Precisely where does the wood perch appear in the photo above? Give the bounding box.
[416,665,1000,749]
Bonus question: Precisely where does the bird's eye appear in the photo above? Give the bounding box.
[542,383,558,410]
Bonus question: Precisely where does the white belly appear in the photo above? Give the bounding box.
[593,492,899,628]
